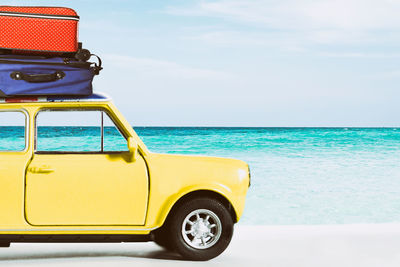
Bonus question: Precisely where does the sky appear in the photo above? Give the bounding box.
[3,0,400,126]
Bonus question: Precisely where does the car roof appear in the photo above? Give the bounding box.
[0,92,111,103]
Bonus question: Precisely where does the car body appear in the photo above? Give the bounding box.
[0,93,250,260]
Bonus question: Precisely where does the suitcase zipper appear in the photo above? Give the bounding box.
[0,11,79,21]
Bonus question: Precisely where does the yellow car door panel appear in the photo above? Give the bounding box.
[25,153,149,226]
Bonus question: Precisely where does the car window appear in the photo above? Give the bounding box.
[36,110,128,153]
[0,111,26,151]
[36,110,101,152]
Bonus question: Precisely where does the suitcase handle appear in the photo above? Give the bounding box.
[10,71,65,83]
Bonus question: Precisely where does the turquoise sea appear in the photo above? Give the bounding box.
[2,127,400,225]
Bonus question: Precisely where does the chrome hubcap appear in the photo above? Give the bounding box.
[181,209,222,249]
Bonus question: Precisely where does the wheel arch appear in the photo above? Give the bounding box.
[159,190,238,230]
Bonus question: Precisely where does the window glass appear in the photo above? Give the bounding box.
[103,113,128,152]
[36,110,128,153]
[0,111,26,151]
[36,110,101,152]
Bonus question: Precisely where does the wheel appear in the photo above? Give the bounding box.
[167,197,234,261]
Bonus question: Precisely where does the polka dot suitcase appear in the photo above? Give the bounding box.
[0,6,79,54]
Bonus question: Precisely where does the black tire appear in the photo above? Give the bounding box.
[166,197,234,261]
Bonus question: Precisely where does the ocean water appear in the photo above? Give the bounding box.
[2,127,400,225]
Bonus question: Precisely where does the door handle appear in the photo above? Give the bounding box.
[28,166,55,174]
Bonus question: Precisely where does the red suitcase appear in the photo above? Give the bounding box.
[0,6,79,54]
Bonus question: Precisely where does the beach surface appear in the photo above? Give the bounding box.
[0,224,399,267]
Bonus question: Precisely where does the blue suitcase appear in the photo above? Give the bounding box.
[0,55,102,97]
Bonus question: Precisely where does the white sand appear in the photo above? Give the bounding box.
[1,224,400,267]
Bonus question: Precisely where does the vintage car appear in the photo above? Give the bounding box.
[0,93,250,261]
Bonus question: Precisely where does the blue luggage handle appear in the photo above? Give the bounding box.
[10,71,65,83]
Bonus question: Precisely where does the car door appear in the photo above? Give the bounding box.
[0,109,30,226]
[25,109,149,226]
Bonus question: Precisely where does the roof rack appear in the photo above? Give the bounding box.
[0,92,111,103]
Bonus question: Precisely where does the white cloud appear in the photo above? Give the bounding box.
[369,69,400,79]
[103,54,231,80]
[187,31,269,46]
[184,29,376,49]
[318,52,400,58]
[168,0,400,31]
[167,0,400,46]
[184,30,311,53]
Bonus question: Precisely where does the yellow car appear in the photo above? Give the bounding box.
[0,93,250,261]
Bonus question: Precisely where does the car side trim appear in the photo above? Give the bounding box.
[0,234,152,244]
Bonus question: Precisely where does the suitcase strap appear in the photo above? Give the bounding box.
[10,71,65,83]
[0,57,102,75]
[0,58,91,68]
[90,54,103,75]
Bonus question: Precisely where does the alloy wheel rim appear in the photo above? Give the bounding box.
[181,209,222,249]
